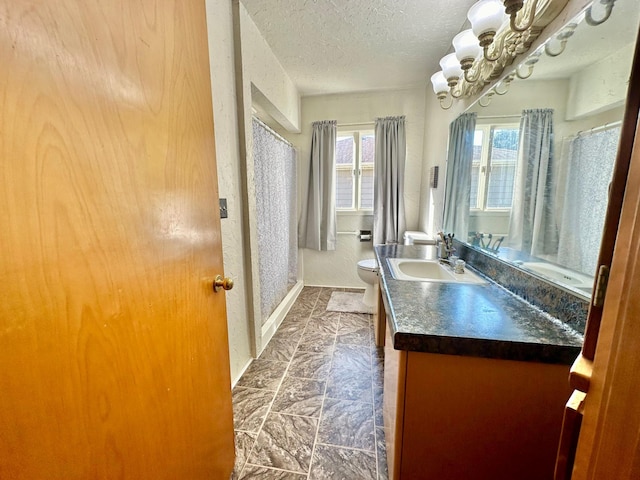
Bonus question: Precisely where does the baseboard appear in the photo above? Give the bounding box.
[303,284,366,290]
[258,280,304,357]
[231,358,253,389]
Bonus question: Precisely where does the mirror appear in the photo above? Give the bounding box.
[446,0,640,299]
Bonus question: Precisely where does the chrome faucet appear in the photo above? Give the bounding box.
[437,232,455,260]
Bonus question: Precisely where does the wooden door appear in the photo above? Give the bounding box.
[0,1,235,478]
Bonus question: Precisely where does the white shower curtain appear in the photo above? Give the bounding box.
[373,116,406,245]
[253,118,298,325]
[557,126,620,274]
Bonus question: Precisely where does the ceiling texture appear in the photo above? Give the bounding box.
[241,0,478,96]
[241,0,639,97]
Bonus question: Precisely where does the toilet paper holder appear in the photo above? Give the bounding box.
[358,230,372,242]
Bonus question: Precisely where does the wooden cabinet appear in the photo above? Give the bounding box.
[383,316,572,480]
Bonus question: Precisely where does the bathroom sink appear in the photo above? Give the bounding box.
[387,258,487,284]
[522,262,593,289]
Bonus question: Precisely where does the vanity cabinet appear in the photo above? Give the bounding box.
[383,316,572,480]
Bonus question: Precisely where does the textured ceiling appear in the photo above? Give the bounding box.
[241,0,478,96]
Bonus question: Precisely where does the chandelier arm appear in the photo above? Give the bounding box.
[483,34,504,62]
[510,0,540,32]
[464,69,479,83]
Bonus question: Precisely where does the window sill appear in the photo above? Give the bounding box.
[470,210,511,216]
[337,210,374,216]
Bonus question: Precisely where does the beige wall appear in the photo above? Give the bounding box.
[205,0,253,386]
[288,88,427,287]
[205,1,303,385]
[418,93,468,236]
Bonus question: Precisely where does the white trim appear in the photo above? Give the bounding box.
[258,280,304,357]
[231,358,254,389]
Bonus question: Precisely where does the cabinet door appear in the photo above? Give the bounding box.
[383,320,407,480]
[555,391,586,480]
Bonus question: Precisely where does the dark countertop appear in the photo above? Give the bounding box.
[375,244,583,365]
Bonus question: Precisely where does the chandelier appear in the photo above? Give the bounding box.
[431,0,617,109]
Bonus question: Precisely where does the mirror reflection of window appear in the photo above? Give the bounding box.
[335,130,375,211]
[470,124,519,211]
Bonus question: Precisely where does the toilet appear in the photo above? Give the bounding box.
[357,259,378,307]
[403,230,436,245]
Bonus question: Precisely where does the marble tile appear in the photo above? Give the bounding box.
[372,346,385,360]
[248,412,318,473]
[271,377,326,418]
[240,464,307,479]
[274,320,306,343]
[232,431,257,480]
[313,288,336,310]
[309,444,377,480]
[372,358,384,390]
[300,286,323,297]
[374,385,384,428]
[331,344,372,374]
[336,313,372,347]
[295,287,321,308]
[309,307,342,321]
[296,332,336,356]
[284,305,312,325]
[376,427,389,480]
[291,295,318,313]
[287,350,332,380]
[340,311,372,324]
[260,336,299,362]
[317,398,375,451]
[305,313,341,336]
[236,359,289,391]
[232,387,276,433]
[325,368,373,404]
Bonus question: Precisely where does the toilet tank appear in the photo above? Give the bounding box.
[403,231,436,245]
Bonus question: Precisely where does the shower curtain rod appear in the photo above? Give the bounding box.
[252,116,294,148]
[576,120,623,137]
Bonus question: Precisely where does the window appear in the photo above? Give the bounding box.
[335,130,375,211]
[470,124,519,211]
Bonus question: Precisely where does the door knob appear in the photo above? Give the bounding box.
[213,275,234,292]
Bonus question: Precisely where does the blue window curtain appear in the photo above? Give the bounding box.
[443,112,477,239]
[299,120,337,251]
[507,109,557,256]
[373,116,407,245]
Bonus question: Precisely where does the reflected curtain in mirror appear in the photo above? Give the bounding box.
[443,112,477,238]
[508,109,558,256]
[557,126,620,275]
[253,119,298,324]
[299,120,337,251]
[373,116,407,244]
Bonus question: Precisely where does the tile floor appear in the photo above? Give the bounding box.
[231,286,388,479]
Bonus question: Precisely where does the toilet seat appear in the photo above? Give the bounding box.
[358,259,378,272]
